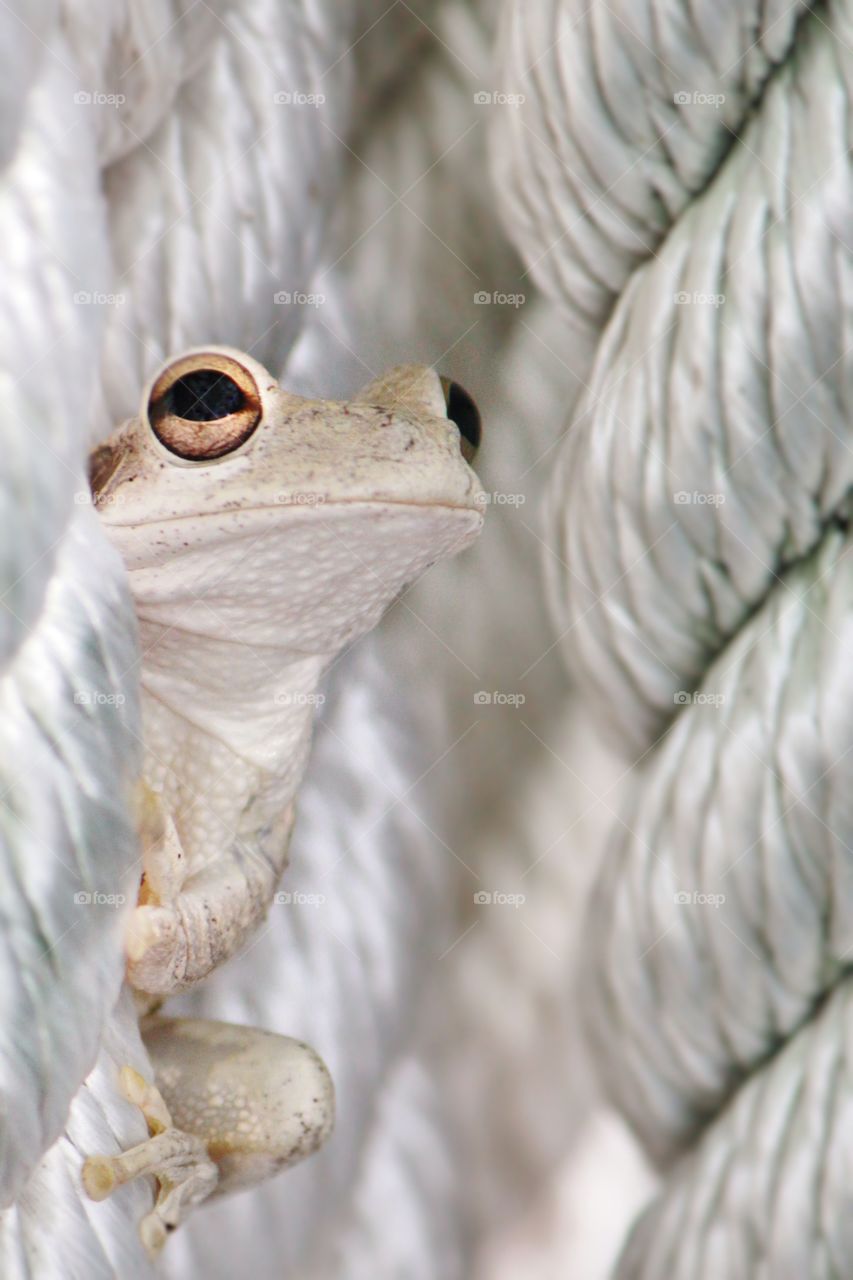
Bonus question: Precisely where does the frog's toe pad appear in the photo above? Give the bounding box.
[81,1156,117,1200]
[139,1212,169,1257]
[82,1081,218,1259]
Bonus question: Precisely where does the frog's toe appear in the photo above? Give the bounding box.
[82,1090,218,1258]
[126,904,186,993]
[139,1212,168,1258]
[81,1154,119,1200]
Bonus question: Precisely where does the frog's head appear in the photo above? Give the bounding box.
[91,347,484,655]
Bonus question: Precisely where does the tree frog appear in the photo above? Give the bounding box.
[82,347,484,1250]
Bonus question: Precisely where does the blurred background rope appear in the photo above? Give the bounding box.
[493,0,853,1273]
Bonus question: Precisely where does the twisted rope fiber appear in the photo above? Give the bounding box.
[1,1,467,1274]
[495,0,853,1272]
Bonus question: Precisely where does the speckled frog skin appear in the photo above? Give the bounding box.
[91,346,484,995]
[83,347,484,1251]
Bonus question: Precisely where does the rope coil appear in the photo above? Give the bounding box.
[494,0,853,1272]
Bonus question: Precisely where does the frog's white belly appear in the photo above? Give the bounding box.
[138,631,323,882]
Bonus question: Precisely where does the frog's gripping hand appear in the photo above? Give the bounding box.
[126,787,295,995]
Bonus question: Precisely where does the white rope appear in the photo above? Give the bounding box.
[491,0,815,330]
[0,991,159,1280]
[1,1,472,1273]
[493,0,853,1273]
[0,13,141,1206]
[300,1054,464,1280]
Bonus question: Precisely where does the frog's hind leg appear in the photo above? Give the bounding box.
[82,1066,218,1258]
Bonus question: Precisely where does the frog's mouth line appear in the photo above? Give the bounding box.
[103,496,486,527]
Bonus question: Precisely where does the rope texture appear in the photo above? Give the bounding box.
[0,4,141,1209]
[493,0,853,1273]
[0,2,464,1275]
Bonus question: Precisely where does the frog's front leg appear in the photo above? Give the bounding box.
[126,785,294,994]
[82,1018,334,1257]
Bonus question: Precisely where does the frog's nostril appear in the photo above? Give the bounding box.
[440,377,481,464]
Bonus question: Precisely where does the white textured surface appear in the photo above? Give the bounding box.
[492,0,853,1275]
[2,2,533,1273]
[492,0,814,328]
[5,0,842,1276]
[0,8,143,1204]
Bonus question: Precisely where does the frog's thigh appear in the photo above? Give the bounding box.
[83,1020,334,1253]
[143,1016,335,1193]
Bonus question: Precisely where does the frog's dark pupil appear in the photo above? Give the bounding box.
[167,371,245,422]
[444,380,481,452]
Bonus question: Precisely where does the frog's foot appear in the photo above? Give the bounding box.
[82,1066,218,1258]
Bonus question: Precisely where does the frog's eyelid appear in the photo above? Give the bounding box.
[147,352,263,462]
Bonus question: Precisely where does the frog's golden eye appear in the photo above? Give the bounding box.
[147,352,262,460]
